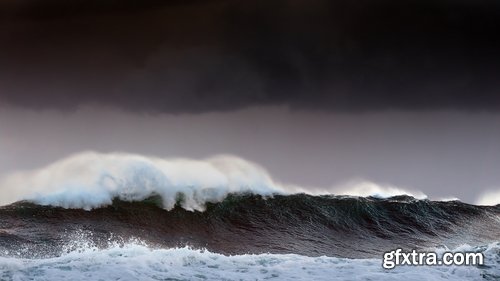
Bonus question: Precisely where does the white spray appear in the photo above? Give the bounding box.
[0,151,434,210]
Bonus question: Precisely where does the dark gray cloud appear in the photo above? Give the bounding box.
[1,0,500,113]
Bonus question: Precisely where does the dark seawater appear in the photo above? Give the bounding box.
[1,153,499,280]
[1,194,499,259]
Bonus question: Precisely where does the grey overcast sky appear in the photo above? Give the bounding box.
[1,106,500,203]
[0,0,499,203]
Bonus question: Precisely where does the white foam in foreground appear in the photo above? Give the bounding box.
[0,242,499,281]
[0,151,430,210]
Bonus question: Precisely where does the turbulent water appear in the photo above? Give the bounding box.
[0,152,499,280]
[1,194,499,280]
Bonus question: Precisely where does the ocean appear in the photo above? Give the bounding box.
[0,194,499,280]
[0,152,499,280]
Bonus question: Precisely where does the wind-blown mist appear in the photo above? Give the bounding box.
[2,151,497,210]
[0,151,427,210]
[476,190,500,206]
[0,152,284,210]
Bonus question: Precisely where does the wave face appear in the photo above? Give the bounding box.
[1,195,500,280]
[1,194,499,259]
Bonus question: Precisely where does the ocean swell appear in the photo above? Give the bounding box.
[1,194,499,258]
[0,151,429,211]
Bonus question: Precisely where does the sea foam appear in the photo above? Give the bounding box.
[1,151,428,210]
[0,151,283,211]
[1,241,498,281]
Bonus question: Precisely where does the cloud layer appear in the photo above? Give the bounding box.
[1,0,500,113]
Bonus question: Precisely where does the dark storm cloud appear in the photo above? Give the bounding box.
[1,0,500,113]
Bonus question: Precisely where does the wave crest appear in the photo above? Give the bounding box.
[0,151,438,210]
[0,152,283,210]
[329,180,427,199]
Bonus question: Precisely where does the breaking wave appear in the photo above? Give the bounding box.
[0,151,429,211]
[0,152,283,210]
[1,152,500,280]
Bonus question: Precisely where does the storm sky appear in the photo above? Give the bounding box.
[1,0,500,203]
